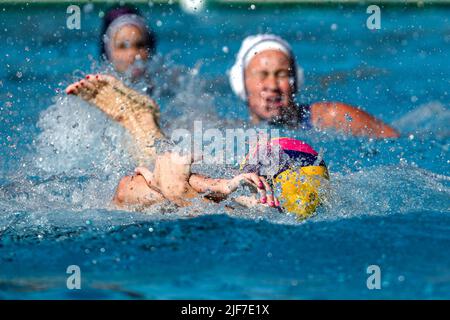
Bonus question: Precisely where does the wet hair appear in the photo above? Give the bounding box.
[100,5,156,60]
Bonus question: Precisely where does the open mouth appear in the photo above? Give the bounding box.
[265,96,284,109]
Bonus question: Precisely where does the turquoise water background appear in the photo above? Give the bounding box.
[0,3,449,299]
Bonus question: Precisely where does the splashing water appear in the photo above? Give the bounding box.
[0,4,449,299]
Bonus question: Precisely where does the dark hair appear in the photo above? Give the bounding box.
[100,5,156,60]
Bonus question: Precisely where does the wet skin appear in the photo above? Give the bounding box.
[244,50,297,123]
[65,76,279,210]
[244,50,400,138]
[109,25,150,77]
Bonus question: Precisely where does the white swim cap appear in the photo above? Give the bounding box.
[229,34,304,101]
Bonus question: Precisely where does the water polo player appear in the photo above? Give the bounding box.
[229,34,400,138]
[101,6,156,80]
[65,75,328,218]
[114,137,329,219]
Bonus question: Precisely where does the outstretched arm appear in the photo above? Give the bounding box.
[310,102,400,138]
[116,160,280,209]
[188,173,280,207]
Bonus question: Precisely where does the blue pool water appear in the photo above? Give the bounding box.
[0,3,449,299]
